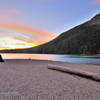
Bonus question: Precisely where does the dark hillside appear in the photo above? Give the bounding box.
[1,13,100,55]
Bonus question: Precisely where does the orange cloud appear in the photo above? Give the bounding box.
[92,0,100,4]
[8,9,18,14]
[0,11,56,38]
[0,23,56,37]
[0,10,57,50]
[0,23,57,47]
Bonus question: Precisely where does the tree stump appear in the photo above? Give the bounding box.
[0,55,4,62]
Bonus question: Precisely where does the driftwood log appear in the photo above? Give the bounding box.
[48,64,100,81]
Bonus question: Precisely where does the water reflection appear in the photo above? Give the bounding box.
[1,53,55,60]
[1,53,100,65]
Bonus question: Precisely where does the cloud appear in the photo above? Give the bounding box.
[0,23,56,38]
[0,11,57,49]
[0,36,36,50]
[0,10,56,38]
[91,0,100,5]
[8,9,19,14]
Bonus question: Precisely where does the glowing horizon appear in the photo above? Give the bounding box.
[0,37,38,50]
[0,26,57,50]
[0,12,57,50]
[0,6,57,50]
[0,30,57,50]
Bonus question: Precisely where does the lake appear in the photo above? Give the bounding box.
[1,53,100,65]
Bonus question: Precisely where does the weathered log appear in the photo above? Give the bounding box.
[48,64,100,81]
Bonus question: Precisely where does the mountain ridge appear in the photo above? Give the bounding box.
[0,13,100,55]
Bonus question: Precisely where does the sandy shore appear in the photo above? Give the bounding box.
[0,59,100,100]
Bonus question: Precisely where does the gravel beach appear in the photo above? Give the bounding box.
[0,59,100,100]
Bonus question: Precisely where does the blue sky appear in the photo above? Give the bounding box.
[0,0,100,33]
[0,0,100,49]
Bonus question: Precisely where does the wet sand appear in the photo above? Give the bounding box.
[0,59,100,100]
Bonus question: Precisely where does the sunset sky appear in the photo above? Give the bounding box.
[0,0,100,50]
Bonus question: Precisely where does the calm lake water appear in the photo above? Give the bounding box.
[1,53,100,65]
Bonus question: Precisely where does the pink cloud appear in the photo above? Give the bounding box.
[92,0,100,5]
[0,11,57,46]
[8,9,19,14]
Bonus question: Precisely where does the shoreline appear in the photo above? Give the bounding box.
[3,58,100,65]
